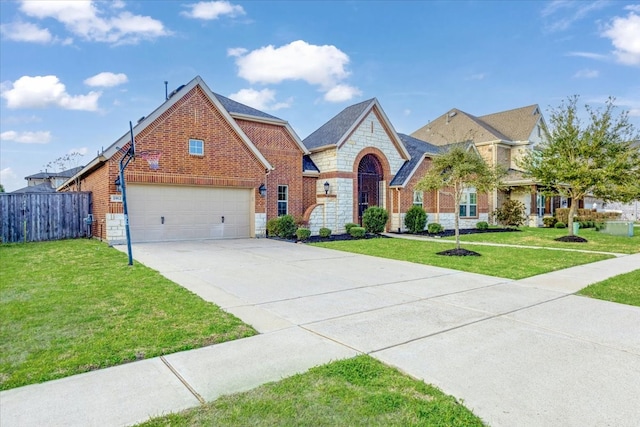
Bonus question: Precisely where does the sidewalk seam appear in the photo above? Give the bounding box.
[160,356,205,404]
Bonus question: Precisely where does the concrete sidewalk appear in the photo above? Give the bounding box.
[1,239,638,427]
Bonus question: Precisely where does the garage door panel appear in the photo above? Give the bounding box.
[127,185,251,242]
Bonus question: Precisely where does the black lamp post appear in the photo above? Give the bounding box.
[324,181,330,195]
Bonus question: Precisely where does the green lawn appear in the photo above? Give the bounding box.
[446,227,639,254]
[578,269,640,307]
[139,355,485,427]
[311,238,612,279]
[0,239,256,391]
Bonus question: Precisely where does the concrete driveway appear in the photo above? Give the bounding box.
[124,238,640,427]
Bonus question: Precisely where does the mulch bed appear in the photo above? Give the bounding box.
[554,235,589,243]
[436,248,482,256]
[399,227,522,238]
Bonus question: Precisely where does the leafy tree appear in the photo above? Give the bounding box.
[0,184,5,193]
[416,143,503,251]
[519,96,640,237]
[44,152,84,172]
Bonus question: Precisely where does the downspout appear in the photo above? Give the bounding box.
[493,141,498,223]
[436,191,440,223]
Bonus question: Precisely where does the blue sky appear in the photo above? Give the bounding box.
[1,0,639,192]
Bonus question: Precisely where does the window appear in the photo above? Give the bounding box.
[277,185,288,216]
[536,193,545,217]
[189,139,204,156]
[413,190,423,206]
[459,188,477,217]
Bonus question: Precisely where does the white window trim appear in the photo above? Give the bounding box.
[189,138,204,156]
[460,187,478,218]
[413,190,423,206]
[277,185,288,216]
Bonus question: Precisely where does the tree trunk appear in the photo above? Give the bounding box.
[454,201,461,250]
[567,199,578,236]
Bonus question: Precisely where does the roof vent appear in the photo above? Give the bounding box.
[449,111,457,118]
[168,84,186,99]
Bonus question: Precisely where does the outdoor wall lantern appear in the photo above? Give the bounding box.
[258,183,267,197]
[324,181,330,195]
[114,176,122,193]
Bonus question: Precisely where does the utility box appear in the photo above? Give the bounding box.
[601,221,634,237]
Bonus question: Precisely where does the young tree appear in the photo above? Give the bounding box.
[416,143,504,253]
[0,183,5,193]
[519,96,640,237]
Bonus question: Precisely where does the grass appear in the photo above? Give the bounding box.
[578,269,640,307]
[311,238,612,279]
[447,227,639,254]
[138,355,485,427]
[0,239,256,391]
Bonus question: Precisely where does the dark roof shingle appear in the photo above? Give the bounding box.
[213,93,283,121]
[303,99,375,150]
[390,134,440,186]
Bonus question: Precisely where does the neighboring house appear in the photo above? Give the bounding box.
[60,76,495,244]
[12,167,83,193]
[411,105,567,226]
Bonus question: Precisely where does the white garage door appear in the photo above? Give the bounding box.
[127,185,252,242]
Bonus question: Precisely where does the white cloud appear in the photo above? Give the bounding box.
[573,68,599,78]
[541,0,608,32]
[602,11,640,66]
[231,40,361,102]
[0,21,52,43]
[626,5,640,13]
[229,88,291,111]
[0,130,51,144]
[566,51,608,60]
[1,75,101,111]
[84,72,128,87]
[227,47,248,57]
[233,40,351,88]
[403,109,411,116]
[1,167,16,182]
[17,0,169,45]
[323,84,362,103]
[182,1,245,20]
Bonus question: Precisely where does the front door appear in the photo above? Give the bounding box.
[357,154,383,224]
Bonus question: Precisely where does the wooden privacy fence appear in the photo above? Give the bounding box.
[0,192,92,243]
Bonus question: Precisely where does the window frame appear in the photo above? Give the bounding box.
[412,190,423,207]
[188,138,204,156]
[277,185,288,216]
[459,188,478,218]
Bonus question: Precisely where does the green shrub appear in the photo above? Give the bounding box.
[492,199,527,228]
[555,221,566,229]
[349,226,366,238]
[277,215,297,239]
[362,206,389,233]
[344,223,358,233]
[319,227,332,238]
[267,218,280,237]
[542,216,557,228]
[296,228,311,241]
[404,206,427,234]
[595,222,605,231]
[476,221,489,230]
[427,223,444,234]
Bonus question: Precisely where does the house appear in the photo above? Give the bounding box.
[60,76,308,244]
[302,98,490,233]
[60,76,494,244]
[12,167,83,193]
[411,105,565,226]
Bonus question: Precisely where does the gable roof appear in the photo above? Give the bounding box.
[478,104,541,141]
[26,166,83,180]
[303,98,410,159]
[390,134,441,187]
[61,76,282,189]
[213,92,283,122]
[412,104,542,146]
[12,182,55,193]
